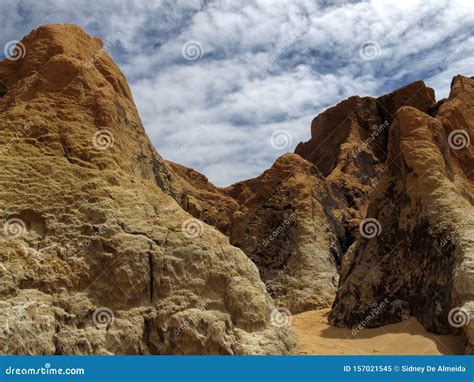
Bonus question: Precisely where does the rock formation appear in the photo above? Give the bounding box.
[0,24,295,355]
[225,153,344,313]
[1,23,472,356]
[295,81,436,236]
[329,75,474,353]
[170,154,344,314]
[167,161,239,235]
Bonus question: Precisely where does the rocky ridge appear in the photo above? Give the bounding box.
[0,24,295,355]
[170,153,344,314]
[328,76,474,353]
[0,23,472,355]
[173,75,474,353]
[295,81,436,234]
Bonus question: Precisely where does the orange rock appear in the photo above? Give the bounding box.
[329,77,474,354]
[0,24,295,355]
[295,81,436,232]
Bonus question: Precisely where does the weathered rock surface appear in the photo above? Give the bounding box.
[329,76,474,353]
[1,23,472,356]
[295,81,436,235]
[167,161,239,235]
[170,154,345,314]
[225,153,344,313]
[0,24,295,355]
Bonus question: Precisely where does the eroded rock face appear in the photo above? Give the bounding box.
[0,24,295,355]
[295,81,436,234]
[226,154,344,313]
[329,76,474,353]
[167,161,239,235]
[170,154,344,314]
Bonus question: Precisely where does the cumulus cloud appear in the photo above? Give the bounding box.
[1,0,473,185]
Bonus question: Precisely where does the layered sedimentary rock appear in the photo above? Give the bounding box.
[0,24,295,355]
[329,76,474,353]
[295,81,436,235]
[171,154,344,314]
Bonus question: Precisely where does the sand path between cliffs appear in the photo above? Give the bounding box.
[292,308,464,355]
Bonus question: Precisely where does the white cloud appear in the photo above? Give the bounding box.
[1,0,473,186]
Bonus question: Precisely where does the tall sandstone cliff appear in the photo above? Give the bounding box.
[295,81,436,236]
[0,24,295,355]
[328,76,474,353]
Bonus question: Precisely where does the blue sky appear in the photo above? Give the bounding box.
[1,0,473,186]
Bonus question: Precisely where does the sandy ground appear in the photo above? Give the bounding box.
[291,308,464,355]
